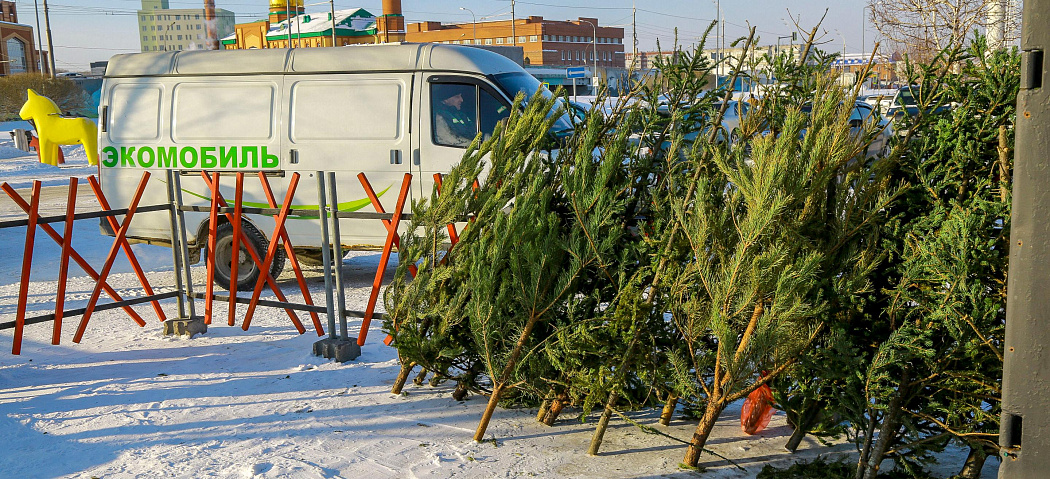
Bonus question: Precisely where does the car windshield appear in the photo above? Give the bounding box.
[897,88,917,106]
[492,72,574,134]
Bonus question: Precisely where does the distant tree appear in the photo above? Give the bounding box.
[0,74,87,121]
[868,0,1021,60]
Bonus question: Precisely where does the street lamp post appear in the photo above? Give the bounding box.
[579,19,599,93]
[459,7,476,43]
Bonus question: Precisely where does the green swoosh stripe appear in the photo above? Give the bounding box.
[165,179,392,219]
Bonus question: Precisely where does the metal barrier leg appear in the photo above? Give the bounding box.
[257,172,323,336]
[197,173,306,334]
[87,176,167,322]
[228,173,243,327]
[11,181,41,355]
[240,173,306,333]
[203,172,220,325]
[73,172,152,343]
[358,173,412,347]
[312,171,360,362]
[53,178,78,345]
[162,171,206,338]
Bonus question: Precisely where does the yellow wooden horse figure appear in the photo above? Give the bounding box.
[18,89,98,166]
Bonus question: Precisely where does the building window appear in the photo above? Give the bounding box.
[528,35,536,42]
[561,51,565,61]
[495,37,504,44]
[176,25,181,30]
[196,14,201,20]
[5,38,27,73]
[484,38,492,45]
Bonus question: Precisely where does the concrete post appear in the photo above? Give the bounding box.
[1000,0,1050,476]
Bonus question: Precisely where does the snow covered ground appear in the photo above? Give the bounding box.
[0,123,997,478]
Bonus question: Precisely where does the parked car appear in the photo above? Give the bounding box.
[800,100,894,158]
[886,85,951,118]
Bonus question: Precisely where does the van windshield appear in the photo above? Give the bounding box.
[492,72,574,134]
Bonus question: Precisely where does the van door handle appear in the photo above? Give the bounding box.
[390,149,402,165]
[289,149,299,164]
[412,149,420,166]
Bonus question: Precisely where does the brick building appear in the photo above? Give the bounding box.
[406,16,624,67]
[0,0,43,76]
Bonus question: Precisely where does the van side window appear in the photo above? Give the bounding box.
[431,83,510,148]
[479,89,510,141]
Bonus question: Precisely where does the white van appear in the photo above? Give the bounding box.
[98,43,569,289]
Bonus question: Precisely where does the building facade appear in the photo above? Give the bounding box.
[405,16,624,67]
[137,0,236,52]
[0,0,43,76]
[222,0,377,50]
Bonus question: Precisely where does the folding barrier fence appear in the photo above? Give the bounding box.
[0,170,414,361]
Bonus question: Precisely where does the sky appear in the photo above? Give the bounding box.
[9,0,875,71]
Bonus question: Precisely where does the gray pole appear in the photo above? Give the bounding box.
[33,0,43,72]
[1000,0,1050,477]
[172,173,196,320]
[326,172,348,339]
[166,171,187,320]
[41,0,55,77]
[316,173,337,339]
[511,0,516,46]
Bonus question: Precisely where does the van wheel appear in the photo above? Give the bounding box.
[212,221,286,291]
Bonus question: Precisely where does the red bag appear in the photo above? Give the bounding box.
[741,383,775,435]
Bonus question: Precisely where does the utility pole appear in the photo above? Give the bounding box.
[330,0,336,46]
[632,2,637,65]
[1001,1,1050,477]
[33,0,43,72]
[511,0,516,46]
[41,0,54,77]
[204,0,217,50]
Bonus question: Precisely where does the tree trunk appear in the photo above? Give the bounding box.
[660,394,678,426]
[588,390,620,456]
[452,380,469,401]
[957,445,990,479]
[536,398,552,422]
[474,383,505,442]
[413,368,429,386]
[683,400,725,467]
[473,313,543,442]
[785,403,822,452]
[859,380,907,479]
[541,391,570,425]
[855,406,879,479]
[390,361,415,395]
